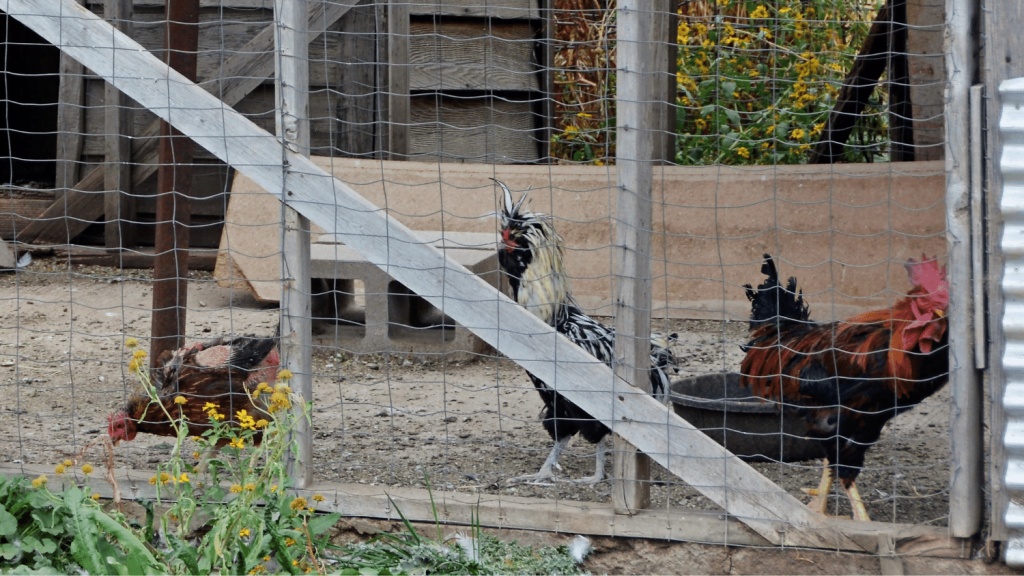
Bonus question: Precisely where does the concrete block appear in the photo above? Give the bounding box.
[308,234,505,359]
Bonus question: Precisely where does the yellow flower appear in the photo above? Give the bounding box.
[277,369,293,381]
[91,493,100,500]
[179,473,189,483]
[191,436,202,442]
[149,476,158,485]
[564,125,578,134]
[577,112,592,119]
[790,128,806,140]
[31,475,47,489]
[125,337,138,348]
[193,451,200,459]
[55,464,65,475]
[240,528,251,537]
[736,147,750,159]
[275,384,292,395]
[750,5,769,18]
[270,485,278,493]
[174,396,187,405]
[230,484,243,493]
[203,402,218,412]
[81,464,93,475]
[160,472,172,484]
[313,494,324,502]
[210,411,225,422]
[290,497,308,511]
[285,538,297,547]
[63,459,73,467]
[229,437,244,450]
[128,359,142,373]
[255,419,269,429]
[237,410,256,430]
[256,382,270,392]
[244,483,256,492]
[132,350,147,360]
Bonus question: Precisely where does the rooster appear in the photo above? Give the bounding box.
[107,336,279,446]
[495,180,678,484]
[740,254,949,521]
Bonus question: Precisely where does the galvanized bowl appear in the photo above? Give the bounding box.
[668,372,826,463]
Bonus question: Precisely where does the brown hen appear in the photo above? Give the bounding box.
[107,336,279,446]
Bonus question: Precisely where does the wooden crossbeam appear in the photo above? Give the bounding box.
[3,0,867,551]
[16,0,357,246]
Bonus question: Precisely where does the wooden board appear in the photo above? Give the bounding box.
[0,186,56,241]
[407,0,539,19]
[409,96,540,163]
[408,20,538,92]
[983,0,1024,544]
[0,462,971,558]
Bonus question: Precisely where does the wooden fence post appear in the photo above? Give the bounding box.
[276,0,313,489]
[612,0,671,514]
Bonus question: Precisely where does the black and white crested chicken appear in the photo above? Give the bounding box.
[495,179,679,484]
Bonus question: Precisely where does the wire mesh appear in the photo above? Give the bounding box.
[0,0,961,549]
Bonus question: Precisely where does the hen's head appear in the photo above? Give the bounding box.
[901,255,949,353]
[106,410,137,445]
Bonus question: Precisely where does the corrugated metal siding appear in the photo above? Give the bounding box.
[1000,77,1024,566]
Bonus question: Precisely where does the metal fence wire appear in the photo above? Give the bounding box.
[0,0,981,554]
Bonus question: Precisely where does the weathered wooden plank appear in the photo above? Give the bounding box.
[7,0,868,549]
[944,0,982,539]
[407,0,538,19]
[275,0,314,490]
[611,0,669,514]
[408,20,538,92]
[1,462,971,557]
[15,0,356,245]
[388,0,410,159]
[906,0,945,161]
[103,0,134,249]
[54,0,87,197]
[983,0,1024,544]
[408,96,540,163]
[333,0,380,157]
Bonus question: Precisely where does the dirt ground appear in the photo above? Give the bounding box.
[1,257,954,531]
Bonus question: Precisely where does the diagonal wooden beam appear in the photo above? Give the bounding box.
[17,0,357,245]
[3,0,869,551]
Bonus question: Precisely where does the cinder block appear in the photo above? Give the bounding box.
[309,232,504,359]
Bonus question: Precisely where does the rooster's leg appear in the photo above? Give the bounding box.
[510,435,571,484]
[842,481,871,522]
[573,438,606,485]
[801,462,834,515]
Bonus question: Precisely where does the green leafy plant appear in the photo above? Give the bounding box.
[550,0,891,165]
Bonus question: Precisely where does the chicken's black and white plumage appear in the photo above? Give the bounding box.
[495,179,679,484]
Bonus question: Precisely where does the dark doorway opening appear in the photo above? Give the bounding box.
[0,15,60,186]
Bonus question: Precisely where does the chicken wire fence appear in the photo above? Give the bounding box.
[0,0,974,550]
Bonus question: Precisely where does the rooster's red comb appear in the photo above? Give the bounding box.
[906,254,947,292]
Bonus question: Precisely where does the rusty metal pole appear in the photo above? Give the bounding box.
[150,0,199,367]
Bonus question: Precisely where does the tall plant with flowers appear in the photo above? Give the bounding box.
[122,339,339,575]
[549,0,890,165]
